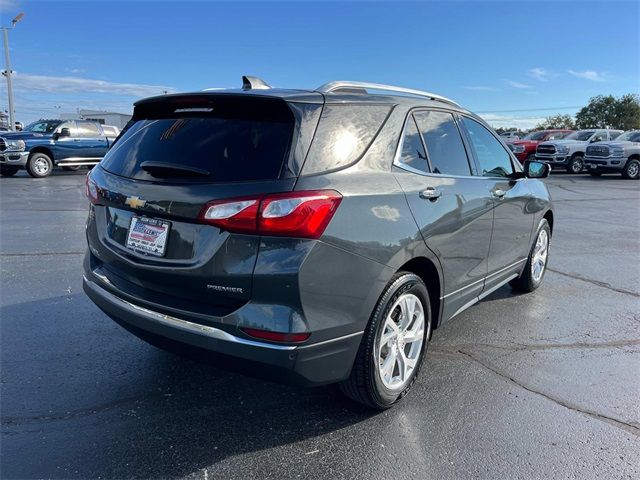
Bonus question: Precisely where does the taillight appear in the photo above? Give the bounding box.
[199,190,342,239]
[85,173,98,204]
[240,327,310,343]
[200,198,259,234]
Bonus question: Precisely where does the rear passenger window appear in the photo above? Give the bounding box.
[398,116,428,173]
[414,111,471,176]
[77,122,102,137]
[462,117,514,178]
[302,104,391,175]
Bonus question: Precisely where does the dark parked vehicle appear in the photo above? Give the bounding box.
[83,77,554,408]
[0,119,120,178]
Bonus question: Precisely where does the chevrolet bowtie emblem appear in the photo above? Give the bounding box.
[125,196,146,208]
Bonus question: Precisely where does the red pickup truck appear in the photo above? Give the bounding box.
[509,129,573,163]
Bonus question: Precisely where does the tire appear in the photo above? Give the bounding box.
[589,171,602,177]
[567,154,584,174]
[510,219,551,293]
[622,159,640,180]
[525,153,536,163]
[26,152,53,178]
[62,165,81,172]
[340,272,432,409]
[0,166,19,177]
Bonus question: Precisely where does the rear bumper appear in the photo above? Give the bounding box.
[82,272,363,387]
[0,151,29,167]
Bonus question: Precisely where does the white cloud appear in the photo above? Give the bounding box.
[11,73,177,97]
[568,69,606,81]
[505,80,533,89]
[0,0,20,13]
[528,68,553,81]
[463,85,499,91]
[479,113,546,130]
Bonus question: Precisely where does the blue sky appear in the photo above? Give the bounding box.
[1,0,638,128]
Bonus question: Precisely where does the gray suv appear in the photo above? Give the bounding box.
[83,77,554,409]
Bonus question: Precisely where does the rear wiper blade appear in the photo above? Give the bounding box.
[140,161,210,177]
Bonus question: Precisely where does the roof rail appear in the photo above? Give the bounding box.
[316,81,460,107]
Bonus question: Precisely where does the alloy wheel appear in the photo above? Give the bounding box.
[376,293,426,391]
[531,229,549,282]
[34,158,50,176]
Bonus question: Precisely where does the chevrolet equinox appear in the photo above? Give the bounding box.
[83,77,554,409]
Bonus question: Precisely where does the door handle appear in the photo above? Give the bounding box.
[419,187,442,201]
[491,188,506,199]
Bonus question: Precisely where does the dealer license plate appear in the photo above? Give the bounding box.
[126,216,170,257]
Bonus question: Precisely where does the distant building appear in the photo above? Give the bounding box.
[0,112,9,130]
[60,109,132,129]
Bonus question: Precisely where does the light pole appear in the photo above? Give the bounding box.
[2,12,24,132]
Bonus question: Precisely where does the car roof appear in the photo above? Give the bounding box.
[137,77,471,114]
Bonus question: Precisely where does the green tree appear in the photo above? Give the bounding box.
[535,114,575,130]
[575,94,640,130]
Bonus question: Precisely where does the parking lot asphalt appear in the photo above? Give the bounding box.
[1,169,639,479]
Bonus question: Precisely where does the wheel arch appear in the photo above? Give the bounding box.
[397,256,443,330]
[28,146,54,160]
[543,209,554,235]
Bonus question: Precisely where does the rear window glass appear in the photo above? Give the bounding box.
[101,99,294,183]
[301,104,391,175]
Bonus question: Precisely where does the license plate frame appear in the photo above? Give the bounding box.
[126,216,170,257]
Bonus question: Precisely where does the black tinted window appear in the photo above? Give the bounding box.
[462,117,513,178]
[77,122,101,137]
[398,115,428,173]
[102,116,293,183]
[414,111,470,176]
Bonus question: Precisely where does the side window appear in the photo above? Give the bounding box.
[397,115,429,173]
[414,110,471,176]
[462,117,514,178]
[591,131,607,142]
[77,122,102,138]
[609,131,622,140]
[56,121,76,137]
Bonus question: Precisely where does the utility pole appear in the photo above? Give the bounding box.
[2,13,25,132]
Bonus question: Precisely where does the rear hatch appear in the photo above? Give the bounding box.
[87,92,322,317]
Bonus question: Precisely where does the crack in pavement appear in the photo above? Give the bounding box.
[431,339,640,354]
[553,197,639,203]
[548,268,640,298]
[455,348,640,437]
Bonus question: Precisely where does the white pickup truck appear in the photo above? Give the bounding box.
[535,129,623,173]
[584,130,640,179]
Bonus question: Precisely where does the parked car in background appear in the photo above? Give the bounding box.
[535,129,623,173]
[0,120,120,178]
[82,77,554,409]
[500,131,521,141]
[509,129,573,163]
[584,130,640,179]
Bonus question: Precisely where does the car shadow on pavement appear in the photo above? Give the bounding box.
[0,294,376,478]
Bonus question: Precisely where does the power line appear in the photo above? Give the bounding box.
[477,106,582,114]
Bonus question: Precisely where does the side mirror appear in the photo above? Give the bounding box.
[590,137,600,143]
[524,160,550,179]
[58,127,71,137]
